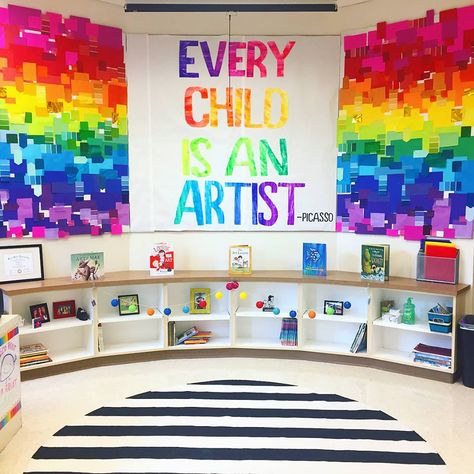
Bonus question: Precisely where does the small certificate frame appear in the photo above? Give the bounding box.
[0,244,44,284]
[229,245,252,275]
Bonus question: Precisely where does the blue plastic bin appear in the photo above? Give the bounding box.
[428,321,452,333]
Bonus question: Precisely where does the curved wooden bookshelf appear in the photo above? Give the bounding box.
[2,270,470,383]
[1,270,469,296]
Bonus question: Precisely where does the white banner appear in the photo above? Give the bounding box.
[128,35,340,231]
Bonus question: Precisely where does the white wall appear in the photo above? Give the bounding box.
[2,0,473,309]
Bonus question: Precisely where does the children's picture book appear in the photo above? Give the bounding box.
[361,244,390,281]
[150,243,174,276]
[71,252,104,281]
[229,245,252,275]
[302,243,327,276]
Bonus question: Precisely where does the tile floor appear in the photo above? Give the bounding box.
[1,357,474,474]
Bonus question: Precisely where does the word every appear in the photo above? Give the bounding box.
[179,40,296,78]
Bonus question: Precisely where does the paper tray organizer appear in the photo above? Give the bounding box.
[416,251,459,285]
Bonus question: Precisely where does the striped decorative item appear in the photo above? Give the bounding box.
[25,380,447,473]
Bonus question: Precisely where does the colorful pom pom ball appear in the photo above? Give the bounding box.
[326,306,335,316]
[146,308,155,316]
[343,301,352,309]
[308,310,316,319]
[128,304,137,313]
[111,298,119,307]
[183,305,190,313]
[239,291,248,300]
[273,307,281,315]
[163,307,172,316]
[215,291,223,300]
[289,310,297,318]
[198,300,207,309]
[226,282,234,290]
[256,300,264,309]
[232,281,240,289]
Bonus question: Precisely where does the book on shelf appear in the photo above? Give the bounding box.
[412,343,451,369]
[20,342,52,367]
[361,244,390,281]
[20,343,48,358]
[176,326,199,345]
[150,242,174,276]
[168,321,176,346]
[184,338,209,345]
[98,323,104,352]
[20,356,53,367]
[280,318,297,346]
[302,243,327,277]
[350,323,367,353]
[71,252,104,281]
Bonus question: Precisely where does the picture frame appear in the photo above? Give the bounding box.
[229,245,252,275]
[32,317,42,329]
[190,288,211,314]
[53,300,76,319]
[0,244,44,284]
[118,294,140,316]
[323,300,344,316]
[29,303,50,323]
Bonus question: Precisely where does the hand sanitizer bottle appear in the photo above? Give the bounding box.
[402,297,416,325]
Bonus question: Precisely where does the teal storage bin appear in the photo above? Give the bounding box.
[429,321,452,333]
[428,306,452,333]
[428,307,452,324]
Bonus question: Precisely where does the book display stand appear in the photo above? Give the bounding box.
[1,270,469,383]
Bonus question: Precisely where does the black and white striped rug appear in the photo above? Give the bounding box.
[25,380,447,473]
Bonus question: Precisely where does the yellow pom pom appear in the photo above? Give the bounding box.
[239,292,248,300]
[215,291,223,300]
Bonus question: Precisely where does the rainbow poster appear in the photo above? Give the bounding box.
[0,5,128,239]
[128,35,340,231]
[337,6,474,240]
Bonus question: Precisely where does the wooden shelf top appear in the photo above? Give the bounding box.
[0,270,470,296]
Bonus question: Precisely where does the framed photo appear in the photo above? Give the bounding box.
[29,303,50,323]
[0,244,44,284]
[118,294,140,316]
[324,300,344,316]
[53,300,76,319]
[190,288,211,314]
[229,245,252,275]
[32,317,42,329]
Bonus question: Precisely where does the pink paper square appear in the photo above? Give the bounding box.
[111,223,122,235]
[32,226,46,238]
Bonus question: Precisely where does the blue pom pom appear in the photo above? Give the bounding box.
[343,301,352,309]
[163,307,172,316]
[289,310,297,318]
[111,298,119,307]
[273,307,281,315]
[182,305,190,314]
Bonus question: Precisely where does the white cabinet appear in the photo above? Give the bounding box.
[96,283,165,355]
[1,270,469,382]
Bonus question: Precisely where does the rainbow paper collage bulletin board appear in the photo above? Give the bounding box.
[337,6,474,240]
[0,5,129,239]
